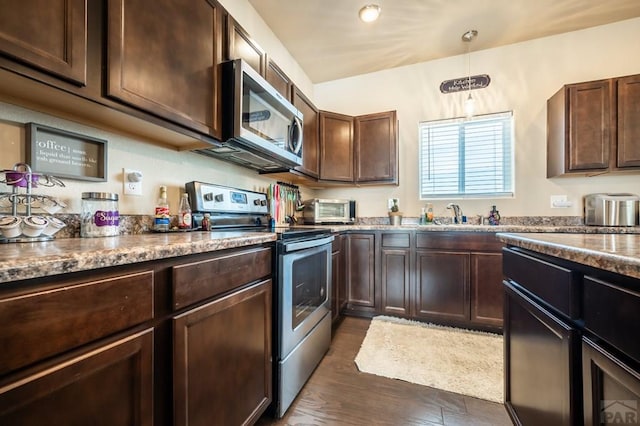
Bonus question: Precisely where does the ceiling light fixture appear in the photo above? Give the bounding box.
[359,4,381,23]
[462,29,478,117]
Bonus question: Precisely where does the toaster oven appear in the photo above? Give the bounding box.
[302,199,356,224]
[584,193,639,226]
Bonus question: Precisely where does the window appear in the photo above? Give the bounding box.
[419,111,514,199]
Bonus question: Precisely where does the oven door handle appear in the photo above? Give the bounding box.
[284,235,334,252]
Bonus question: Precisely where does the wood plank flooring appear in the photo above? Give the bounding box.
[258,316,512,426]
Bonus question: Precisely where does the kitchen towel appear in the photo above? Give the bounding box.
[354,315,503,403]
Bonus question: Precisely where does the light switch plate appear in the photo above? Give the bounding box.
[550,195,571,208]
[123,168,143,196]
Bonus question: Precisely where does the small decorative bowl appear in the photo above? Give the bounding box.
[22,216,49,237]
[43,216,66,236]
[0,216,23,238]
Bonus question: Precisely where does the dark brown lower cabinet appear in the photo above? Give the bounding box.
[346,233,376,314]
[0,328,154,426]
[331,234,347,323]
[582,337,640,425]
[414,251,469,322]
[173,279,272,426]
[470,252,504,326]
[504,282,579,426]
[381,247,410,316]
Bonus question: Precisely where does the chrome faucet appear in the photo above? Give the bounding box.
[447,203,463,224]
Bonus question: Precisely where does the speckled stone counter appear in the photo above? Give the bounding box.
[0,231,276,284]
[319,224,640,234]
[497,233,640,279]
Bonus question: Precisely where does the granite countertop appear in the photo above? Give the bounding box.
[0,231,276,284]
[321,224,640,233]
[497,232,640,279]
[2,223,640,284]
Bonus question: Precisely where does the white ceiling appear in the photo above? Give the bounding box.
[248,0,640,83]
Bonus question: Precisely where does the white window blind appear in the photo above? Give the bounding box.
[419,111,514,199]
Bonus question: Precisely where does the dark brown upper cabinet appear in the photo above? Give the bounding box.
[319,111,355,182]
[616,74,640,168]
[0,0,87,86]
[225,15,265,76]
[319,110,398,184]
[266,57,293,101]
[107,0,224,139]
[292,86,320,178]
[547,74,640,177]
[355,110,398,184]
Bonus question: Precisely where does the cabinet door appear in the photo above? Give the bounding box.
[265,58,292,101]
[504,282,579,426]
[414,251,469,322]
[616,74,640,169]
[567,80,612,171]
[381,248,410,316]
[355,110,398,184]
[347,233,376,312]
[338,234,348,312]
[173,280,272,426]
[0,329,153,426]
[320,111,354,182]
[470,252,503,327]
[0,0,87,85]
[331,249,340,322]
[582,337,640,425]
[225,15,265,75]
[293,87,320,178]
[107,0,223,137]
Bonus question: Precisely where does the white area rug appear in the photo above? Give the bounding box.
[354,315,504,403]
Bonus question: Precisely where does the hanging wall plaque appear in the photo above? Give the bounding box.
[440,74,491,94]
[25,123,107,181]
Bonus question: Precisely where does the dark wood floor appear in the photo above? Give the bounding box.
[258,316,512,426]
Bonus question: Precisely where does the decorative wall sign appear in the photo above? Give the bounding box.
[25,123,107,181]
[440,74,491,94]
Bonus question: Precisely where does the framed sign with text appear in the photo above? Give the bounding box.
[25,123,107,181]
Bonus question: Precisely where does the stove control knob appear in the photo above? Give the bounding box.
[253,199,261,206]
[214,194,224,202]
[260,200,267,206]
[204,192,214,202]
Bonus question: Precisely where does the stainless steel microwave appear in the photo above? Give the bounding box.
[196,59,303,171]
[303,199,356,224]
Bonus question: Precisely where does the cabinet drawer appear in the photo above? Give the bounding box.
[172,247,271,309]
[417,232,502,251]
[382,232,410,248]
[502,248,580,319]
[583,276,640,364]
[0,270,154,375]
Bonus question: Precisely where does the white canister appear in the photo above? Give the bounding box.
[81,192,120,237]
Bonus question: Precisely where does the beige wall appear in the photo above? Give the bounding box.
[313,17,640,219]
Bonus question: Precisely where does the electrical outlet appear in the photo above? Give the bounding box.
[123,168,143,196]
[550,195,570,208]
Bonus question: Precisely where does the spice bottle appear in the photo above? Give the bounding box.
[178,193,192,229]
[488,205,501,226]
[201,213,211,231]
[425,203,434,224]
[154,186,170,232]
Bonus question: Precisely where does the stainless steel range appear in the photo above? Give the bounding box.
[185,181,333,418]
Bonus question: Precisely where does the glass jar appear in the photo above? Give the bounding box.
[81,192,119,237]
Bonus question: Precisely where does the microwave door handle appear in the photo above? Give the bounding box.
[288,116,303,154]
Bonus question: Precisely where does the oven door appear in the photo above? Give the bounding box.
[279,236,333,358]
